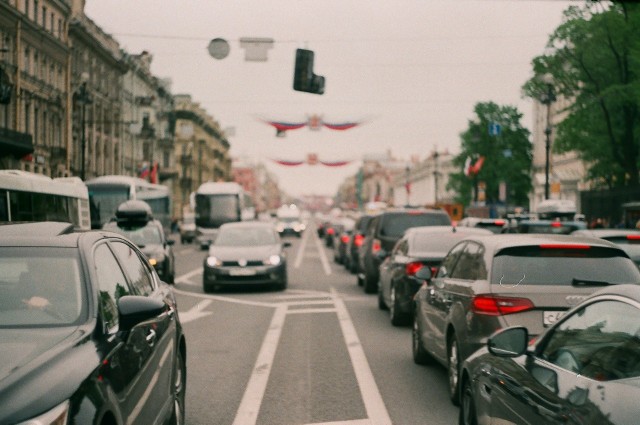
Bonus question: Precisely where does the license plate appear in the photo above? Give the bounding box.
[543,311,565,326]
[229,268,256,276]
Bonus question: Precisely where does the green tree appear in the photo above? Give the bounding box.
[523,1,640,188]
[448,102,533,208]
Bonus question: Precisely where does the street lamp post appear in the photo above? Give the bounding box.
[540,74,556,200]
[74,72,92,181]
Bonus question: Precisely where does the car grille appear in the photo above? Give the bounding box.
[222,260,264,266]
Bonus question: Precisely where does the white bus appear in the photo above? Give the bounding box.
[191,181,255,249]
[0,170,90,230]
[85,175,172,231]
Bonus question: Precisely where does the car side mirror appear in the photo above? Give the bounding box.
[117,295,166,331]
[488,326,528,357]
[375,249,388,261]
[414,267,432,282]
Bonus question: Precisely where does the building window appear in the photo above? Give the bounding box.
[58,19,62,39]
[34,107,39,145]
[23,48,30,74]
[50,13,54,33]
[33,53,38,77]
[24,0,30,17]
[24,100,30,134]
[42,6,47,28]
[163,150,170,168]
[34,0,38,22]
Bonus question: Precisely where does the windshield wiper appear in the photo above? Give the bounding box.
[572,278,611,287]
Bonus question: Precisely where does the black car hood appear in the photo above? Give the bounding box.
[209,244,282,261]
[0,326,100,423]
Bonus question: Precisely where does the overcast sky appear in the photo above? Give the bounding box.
[85,0,574,197]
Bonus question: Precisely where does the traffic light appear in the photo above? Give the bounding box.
[293,49,325,95]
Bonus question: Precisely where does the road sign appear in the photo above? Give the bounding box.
[488,122,501,136]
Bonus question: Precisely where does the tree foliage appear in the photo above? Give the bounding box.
[522,1,640,188]
[447,102,532,208]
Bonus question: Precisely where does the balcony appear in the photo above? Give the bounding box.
[0,127,34,158]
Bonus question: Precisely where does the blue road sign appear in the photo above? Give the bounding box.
[489,122,501,136]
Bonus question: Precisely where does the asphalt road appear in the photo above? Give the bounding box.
[169,224,459,425]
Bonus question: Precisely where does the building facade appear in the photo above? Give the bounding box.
[0,0,71,176]
[173,94,231,218]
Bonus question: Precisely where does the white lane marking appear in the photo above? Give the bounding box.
[331,287,392,425]
[175,267,203,284]
[232,305,287,425]
[178,299,213,324]
[294,227,310,269]
[303,420,372,425]
[284,300,334,307]
[311,224,332,275]
[286,308,338,315]
[172,288,274,308]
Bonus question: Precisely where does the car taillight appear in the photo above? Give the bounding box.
[327,227,335,235]
[471,295,534,316]
[539,243,590,249]
[341,235,350,244]
[430,266,439,276]
[354,234,364,247]
[372,239,381,253]
[405,261,423,276]
[550,221,562,228]
[494,219,506,226]
[628,235,640,241]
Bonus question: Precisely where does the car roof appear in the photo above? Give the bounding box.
[572,228,640,238]
[220,221,276,230]
[460,233,624,252]
[405,225,492,236]
[0,222,104,247]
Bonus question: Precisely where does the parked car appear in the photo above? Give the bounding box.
[345,213,378,275]
[572,228,640,267]
[457,217,507,234]
[203,221,290,292]
[178,212,196,244]
[358,208,452,293]
[412,233,640,406]
[103,200,176,284]
[0,221,187,424]
[459,284,640,425]
[378,225,492,326]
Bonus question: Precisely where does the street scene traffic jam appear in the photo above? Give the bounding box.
[2,1,640,424]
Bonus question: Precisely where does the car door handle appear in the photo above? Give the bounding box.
[145,329,157,346]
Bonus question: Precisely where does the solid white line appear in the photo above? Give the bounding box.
[303,420,372,425]
[294,227,310,269]
[232,305,287,425]
[286,308,338,315]
[284,300,335,307]
[311,224,332,276]
[331,288,392,425]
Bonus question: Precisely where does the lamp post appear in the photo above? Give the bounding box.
[74,72,92,181]
[540,74,556,200]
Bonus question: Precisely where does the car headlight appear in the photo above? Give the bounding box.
[17,400,69,425]
[206,256,222,267]
[265,255,282,266]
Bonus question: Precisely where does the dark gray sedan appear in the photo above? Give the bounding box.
[377,225,492,326]
[460,284,640,425]
[203,221,290,292]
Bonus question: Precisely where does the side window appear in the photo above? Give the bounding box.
[437,242,466,278]
[452,242,486,280]
[540,300,640,381]
[394,239,408,256]
[94,243,130,333]
[110,241,155,296]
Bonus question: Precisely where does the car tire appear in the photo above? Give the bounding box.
[166,265,175,284]
[169,348,186,425]
[389,285,409,326]
[412,313,432,365]
[378,288,388,310]
[363,272,377,294]
[448,334,461,406]
[459,375,477,425]
[357,274,363,286]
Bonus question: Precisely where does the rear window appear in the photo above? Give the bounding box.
[475,222,505,234]
[605,236,640,259]
[517,222,585,235]
[381,212,451,238]
[491,245,640,286]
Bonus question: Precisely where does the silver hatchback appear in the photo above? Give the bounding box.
[412,233,640,406]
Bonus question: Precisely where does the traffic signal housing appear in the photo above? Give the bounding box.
[293,49,325,95]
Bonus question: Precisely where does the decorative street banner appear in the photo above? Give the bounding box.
[261,114,364,137]
[270,154,353,167]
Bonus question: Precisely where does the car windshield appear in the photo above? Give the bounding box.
[492,246,640,286]
[0,248,84,327]
[215,227,278,247]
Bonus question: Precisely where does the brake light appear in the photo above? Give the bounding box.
[340,234,350,244]
[627,235,640,241]
[354,234,364,247]
[471,295,534,316]
[327,227,335,235]
[494,219,506,226]
[430,266,439,276]
[551,221,562,228]
[539,244,590,249]
[372,239,382,253]
[405,261,423,276]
